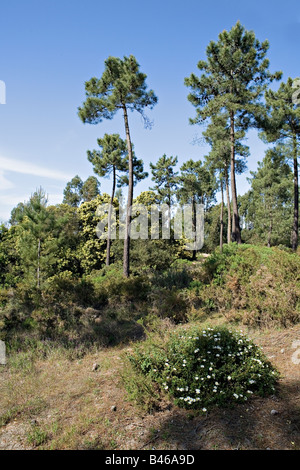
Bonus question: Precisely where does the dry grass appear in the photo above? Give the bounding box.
[1,319,300,450]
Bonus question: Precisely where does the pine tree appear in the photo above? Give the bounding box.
[185,21,281,243]
[259,77,300,250]
[78,55,157,277]
[203,112,248,244]
[245,146,293,247]
[63,175,84,207]
[81,176,100,202]
[18,188,58,290]
[150,154,179,207]
[87,134,128,266]
[178,159,216,259]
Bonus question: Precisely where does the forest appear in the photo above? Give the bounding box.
[0,21,300,451]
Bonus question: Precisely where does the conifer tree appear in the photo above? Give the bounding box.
[259,78,300,250]
[63,175,84,207]
[81,176,100,202]
[150,154,179,207]
[185,21,281,243]
[178,159,216,259]
[88,134,148,265]
[245,146,292,247]
[78,55,157,277]
[203,112,248,243]
[18,188,57,290]
[87,134,128,266]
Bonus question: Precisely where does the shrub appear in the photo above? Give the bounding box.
[151,267,192,290]
[127,325,279,411]
[199,245,300,327]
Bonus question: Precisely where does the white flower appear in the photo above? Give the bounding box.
[228,376,232,380]
[202,408,207,412]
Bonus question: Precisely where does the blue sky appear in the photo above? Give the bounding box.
[0,0,299,222]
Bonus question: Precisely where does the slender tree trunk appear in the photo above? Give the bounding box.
[292,132,299,251]
[267,209,272,248]
[220,180,224,253]
[106,165,116,266]
[230,110,242,243]
[37,238,41,289]
[225,169,231,244]
[192,196,197,260]
[122,105,134,277]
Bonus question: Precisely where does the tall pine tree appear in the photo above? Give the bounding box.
[78,55,157,277]
[185,21,281,243]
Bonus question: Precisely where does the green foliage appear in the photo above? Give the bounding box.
[201,244,300,326]
[63,175,84,207]
[0,271,97,339]
[78,55,158,124]
[121,356,163,412]
[151,267,192,290]
[150,154,178,206]
[0,225,21,287]
[81,176,101,202]
[87,133,128,184]
[178,159,216,209]
[127,325,279,411]
[185,21,281,242]
[77,194,111,272]
[242,146,293,247]
[185,21,281,128]
[93,269,150,304]
[26,424,49,447]
[78,54,157,277]
[259,77,300,250]
[112,238,179,273]
[63,175,100,206]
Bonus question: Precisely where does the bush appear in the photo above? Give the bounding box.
[127,325,279,411]
[199,245,300,327]
[151,267,192,290]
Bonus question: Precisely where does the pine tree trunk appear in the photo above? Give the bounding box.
[225,169,231,244]
[37,238,41,289]
[230,110,242,243]
[192,196,197,260]
[267,209,272,248]
[220,180,224,253]
[106,165,116,266]
[291,132,299,251]
[122,105,134,277]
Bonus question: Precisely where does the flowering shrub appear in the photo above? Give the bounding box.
[128,326,279,411]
